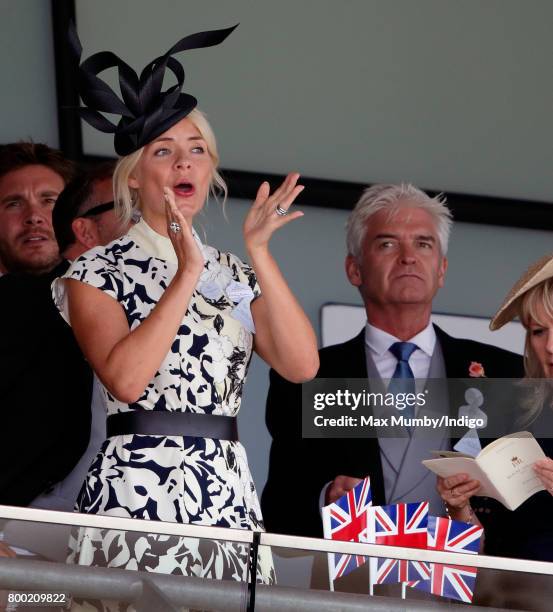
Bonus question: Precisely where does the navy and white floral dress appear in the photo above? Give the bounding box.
[53,218,275,584]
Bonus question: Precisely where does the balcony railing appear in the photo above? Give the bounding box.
[0,505,551,610]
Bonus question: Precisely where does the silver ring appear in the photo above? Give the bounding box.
[169,221,181,233]
[275,205,288,216]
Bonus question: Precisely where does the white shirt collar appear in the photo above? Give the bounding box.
[365,319,436,358]
[128,217,206,264]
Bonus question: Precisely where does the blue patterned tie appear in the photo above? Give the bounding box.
[388,342,418,423]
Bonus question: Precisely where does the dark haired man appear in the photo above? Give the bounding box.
[0,155,125,510]
[0,160,127,559]
[0,142,82,508]
[0,142,74,275]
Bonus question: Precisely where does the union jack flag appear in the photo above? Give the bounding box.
[372,557,431,585]
[322,476,372,580]
[408,563,478,603]
[368,501,429,548]
[367,501,429,586]
[423,515,483,554]
[407,515,483,602]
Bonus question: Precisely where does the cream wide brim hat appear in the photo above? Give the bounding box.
[490,254,553,330]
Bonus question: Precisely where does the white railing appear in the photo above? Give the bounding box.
[1,504,552,575]
[0,504,252,543]
[0,504,552,610]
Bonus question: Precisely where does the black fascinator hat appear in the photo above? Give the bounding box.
[68,22,237,156]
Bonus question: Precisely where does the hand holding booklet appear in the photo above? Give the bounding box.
[422,432,546,511]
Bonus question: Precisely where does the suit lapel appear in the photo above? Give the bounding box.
[434,324,471,378]
[324,330,386,504]
[323,330,369,378]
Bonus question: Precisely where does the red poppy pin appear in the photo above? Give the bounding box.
[468,361,486,378]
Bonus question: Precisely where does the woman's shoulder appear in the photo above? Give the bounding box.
[60,235,145,289]
[53,235,139,324]
[74,234,137,268]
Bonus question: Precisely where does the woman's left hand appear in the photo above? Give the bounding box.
[243,172,304,251]
[534,457,553,495]
[437,474,481,511]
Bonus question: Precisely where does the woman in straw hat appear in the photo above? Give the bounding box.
[52,25,318,586]
[437,254,553,561]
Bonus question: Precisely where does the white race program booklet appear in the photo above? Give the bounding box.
[423,431,546,510]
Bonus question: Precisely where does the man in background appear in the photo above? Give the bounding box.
[53,161,123,262]
[0,151,124,509]
[0,142,72,275]
[1,159,129,560]
[29,161,125,512]
[0,142,84,506]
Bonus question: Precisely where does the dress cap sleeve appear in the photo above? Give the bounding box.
[52,246,124,325]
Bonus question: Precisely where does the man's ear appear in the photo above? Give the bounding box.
[437,256,448,288]
[72,218,100,250]
[345,254,362,287]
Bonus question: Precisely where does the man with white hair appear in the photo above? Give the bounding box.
[262,183,523,539]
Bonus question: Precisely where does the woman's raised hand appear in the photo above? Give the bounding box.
[243,172,304,251]
[164,187,204,278]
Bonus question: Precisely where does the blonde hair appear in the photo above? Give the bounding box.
[519,279,553,379]
[516,279,553,426]
[113,108,227,226]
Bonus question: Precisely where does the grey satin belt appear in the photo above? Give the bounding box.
[106,411,239,441]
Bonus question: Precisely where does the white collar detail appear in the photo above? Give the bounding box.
[365,320,436,357]
[127,217,206,264]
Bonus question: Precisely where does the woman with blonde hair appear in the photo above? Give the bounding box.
[53,25,318,584]
[438,254,553,560]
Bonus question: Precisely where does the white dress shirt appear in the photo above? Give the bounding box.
[364,320,436,382]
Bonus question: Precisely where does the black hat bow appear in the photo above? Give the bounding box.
[68,23,237,156]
